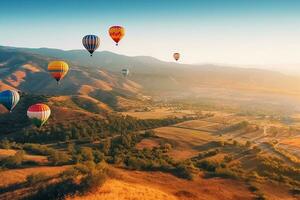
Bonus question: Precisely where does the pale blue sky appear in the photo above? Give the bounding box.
[1,0,300,65]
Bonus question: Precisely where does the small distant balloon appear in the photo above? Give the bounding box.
[173,53,180,61]
[27,103,51,128]
[48,61,69,84]
[0,90,20,112]
[109,26,125,46]
[122,68,129,77]
[82,35,100,56]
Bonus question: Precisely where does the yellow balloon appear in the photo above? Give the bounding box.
[48,61,69,83]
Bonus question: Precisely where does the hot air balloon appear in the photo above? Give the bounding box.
[82,35,100,56]
[121,69,129,77]
[27,103,51,128]
[173,53,180,61]
[0,90,20,112]
[48,61,69,84]
[109,26,125,46]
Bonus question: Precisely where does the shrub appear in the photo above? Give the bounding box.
[26,172,49,186]
[2,150,25,168]
[196,160,219,172]
[80,170,107,193]
[76,147,94,162]
[214,167,238,179]
[144,130,156,138]
[93,150,105,163]
[48,150,70,166]
[173,164,193,180]
[23,143,55,156]
[0,138,11,149]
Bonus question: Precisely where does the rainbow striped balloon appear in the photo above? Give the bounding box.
[82,35,100,56]
[48,61,69,83]
[0,90,20,112]
[27,103,51,128]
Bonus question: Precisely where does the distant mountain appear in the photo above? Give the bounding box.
[2,45,300,98]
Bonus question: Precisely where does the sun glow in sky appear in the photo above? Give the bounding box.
[1,0,300,65]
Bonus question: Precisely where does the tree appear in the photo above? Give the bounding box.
[79,147,94,162]
[2,150,25,168]
[48,150,70,165]
[245,141,252,148]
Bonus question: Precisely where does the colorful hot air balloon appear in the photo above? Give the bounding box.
[109,26,125,46]
[0,90,20,112]
[48,61,69,84]
[82,35,100,56]
[121,69,129,77]
[173,53,180,61]
[27,103,51,128]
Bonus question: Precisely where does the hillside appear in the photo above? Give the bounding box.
[0,46,143,111]
[3,46,300,96]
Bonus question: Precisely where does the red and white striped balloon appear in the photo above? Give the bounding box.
[27,103,51,127]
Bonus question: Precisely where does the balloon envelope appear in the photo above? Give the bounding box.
[122,69,129,77]
[109,26,125,45]
[82,35,100,56]
[0,90,20,111]
[173,53,180,61]
[27,103,51,128]
[48,61,69,83]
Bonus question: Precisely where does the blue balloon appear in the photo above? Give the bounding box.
[0,90,20,112]
[82,35,100,56]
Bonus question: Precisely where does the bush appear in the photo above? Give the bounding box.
[2,150,25,168]
[144,130,156,138]
[93,150,105,163]
[26,172,49,186]
[80,170,107,193]
[48,150,70,165]
[173,164,193,180]
[78,147,94,162]
[0,138,11,149]
[23,143,55,156]
[196,160,219,172]
[214,167,238,179]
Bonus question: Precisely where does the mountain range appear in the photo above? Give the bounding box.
[1,45,300,112]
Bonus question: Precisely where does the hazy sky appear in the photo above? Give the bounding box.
[1,0,300,65]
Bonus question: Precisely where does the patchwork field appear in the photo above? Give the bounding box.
[121,107,196,119]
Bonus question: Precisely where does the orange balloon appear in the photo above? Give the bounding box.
[109,26,125,46]
[173,53,180,61]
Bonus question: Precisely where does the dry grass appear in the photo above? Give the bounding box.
[0,149,48,164]
[0,166,70,187]
[121,108,194,119]
[22,64,40,72]
[67,179,178,200]
[5,70,26,87]
[154,126,214,159]
[68,167,254,200]
[136,138,160,150]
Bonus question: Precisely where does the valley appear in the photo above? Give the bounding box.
[1,46,300,200]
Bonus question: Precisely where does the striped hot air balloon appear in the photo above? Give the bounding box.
[48,61,69,84]
[82,35,100,56]
[121,68,129,77]
[173,53,180,61]
[109,26,125,46]
[0,90,20,112]
[27,103,51,128]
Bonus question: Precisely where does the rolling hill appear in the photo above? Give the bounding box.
[0,46,143,112]
[2,45,300,97]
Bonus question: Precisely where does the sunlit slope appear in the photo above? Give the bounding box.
[0,47,143,111]
[6,45,300,95]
